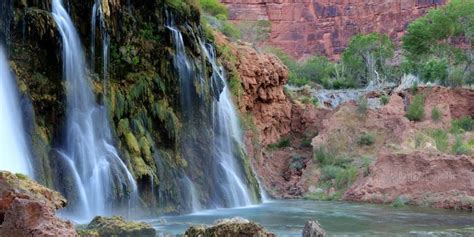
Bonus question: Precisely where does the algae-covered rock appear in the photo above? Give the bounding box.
[185,217,275,237]
[83,216,156,237]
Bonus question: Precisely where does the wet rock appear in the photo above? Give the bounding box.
[82,216,156,237]
[302,220,326,237]
[185,217,275,237]
[0,171,77,236]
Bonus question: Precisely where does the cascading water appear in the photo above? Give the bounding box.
[90,0,110,92]
[202,43,253,207]
[167,14,257,211]
[0,47,33,176]
[52,0,137,221]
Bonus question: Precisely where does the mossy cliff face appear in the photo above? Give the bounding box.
[3,0,260,215]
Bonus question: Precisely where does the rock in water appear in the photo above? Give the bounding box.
[0,171,77,236]
[302,220,326,237]
[82,216,156,237]
[185,217,275,237]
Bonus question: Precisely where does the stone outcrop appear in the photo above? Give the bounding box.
[79,216,156,237]
[302,220,326,237]
[185,217,275,237]
[0,171,77,236]
[343,151,474,211]
[216,33,292,146]
[222,0,446,59]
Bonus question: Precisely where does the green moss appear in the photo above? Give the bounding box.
[125,132,141,155]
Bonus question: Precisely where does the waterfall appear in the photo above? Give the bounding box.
[0,47,33,176]
[202,42,253,207]
[51,0,137,221]
[166,13,257,211]
[90,0,110,92]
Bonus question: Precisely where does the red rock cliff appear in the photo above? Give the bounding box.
[221,0,446,59]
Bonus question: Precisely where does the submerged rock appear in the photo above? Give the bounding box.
[185,217,275,237]
[81,216,156,237]
[302,220,326,237]
[0,171,77,236]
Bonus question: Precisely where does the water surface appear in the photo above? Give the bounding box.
[148,200,474,236]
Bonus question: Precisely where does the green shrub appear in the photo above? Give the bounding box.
[431,106,442,122]
[406,95,425,121]
[356,96,368,117]
[300,139,312,148]
[314,146,334,165]
[357,132,375,146]
[335,165,358,189]
[380,95,390,105]
[221,21,241,40]
[451,117,474,133]
[421,59,448,84]
[199,0,228,17]
[289,154,306,170]
[391,196,409,208]
[452,135,471,155]
[428,129,448,152]
[411,81,418,95]
[268,137,290,149]
[342,33,394,86]
[320,165,344,181]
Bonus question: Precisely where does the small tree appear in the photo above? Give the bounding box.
[342,33,394,86]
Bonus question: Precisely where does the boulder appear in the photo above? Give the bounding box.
[302,220,326,237]
[185,217,275,237]
[82,216,156,237]
[0,171,77,236]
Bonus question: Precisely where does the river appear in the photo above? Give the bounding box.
[147,200,474,236]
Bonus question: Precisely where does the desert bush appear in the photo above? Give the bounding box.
[431,106,442,122]
[380,95,390,105]
[268,137,290,149]
[406,95,425,121]
[356,96,369,117]
[428,129,449,152]
[357,132,375,146]
[451,116,474,133]
[452,135,471,155]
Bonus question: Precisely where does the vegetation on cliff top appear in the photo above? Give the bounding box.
[265,0,473,89]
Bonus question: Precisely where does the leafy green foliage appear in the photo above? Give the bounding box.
[380,95,390,105]
[342,33,394,86]
[402,0,474,86]
[421,59,448,84]
[406,95,425,121]
[199,0,228,18]
[221,21,241,40]
[356,96,368,117]
[357,132,375,146]
[431,106,442,122]
[453,134,471,155]
[451,116,474,133]
[268,137,291,149]
[428,129,449,152]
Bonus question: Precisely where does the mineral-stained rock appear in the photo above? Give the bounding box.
[216,33,292,146]
[185,217,275,237]
[343,151,474,211]
[0,171,77,236]
[222,0,447,59]
[302,220,326,237]
[83,216,156,237]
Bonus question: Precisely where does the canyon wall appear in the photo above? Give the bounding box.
[221,0,446,59]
